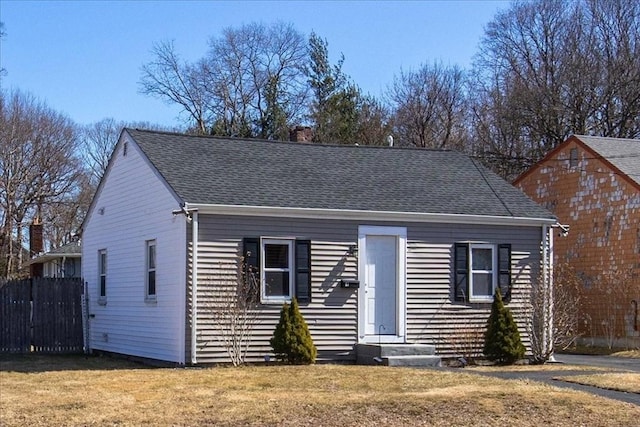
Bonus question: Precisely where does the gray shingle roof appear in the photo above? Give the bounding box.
[126,129,555,220]
[575,135,640,186]
[28,242,81,265]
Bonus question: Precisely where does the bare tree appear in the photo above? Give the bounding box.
[140,41,212,134]
[206,22,309,139]
[0,22,7,80]
[81,118,175,185]
[387,62,468,149]
[471,0,640,178]
[0,90,82,277]
[357,94,394,146]
[141,23,309,139]
[81,118,123,185]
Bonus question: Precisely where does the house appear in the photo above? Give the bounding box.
[27,241,82,278]
[25,219,81,278]
[514,135,640,348]
[81,129,556,365]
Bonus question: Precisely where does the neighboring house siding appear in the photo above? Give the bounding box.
[516,140,640,347]
[193,215,542,363]
[43,257,81,278]
[82,136,187,364]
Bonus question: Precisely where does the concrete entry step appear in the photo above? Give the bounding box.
[356,343,441,367]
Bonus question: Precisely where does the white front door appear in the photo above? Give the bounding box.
[365,235,397,335]
[358,226,406,343]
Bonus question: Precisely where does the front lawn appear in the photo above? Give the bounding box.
[1,355,638,426]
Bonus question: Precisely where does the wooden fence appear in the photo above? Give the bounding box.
[0,278,85,353]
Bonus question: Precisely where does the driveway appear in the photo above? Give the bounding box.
[469,354,640,406]
[553,353,640,372]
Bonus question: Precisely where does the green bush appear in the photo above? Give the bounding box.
[484,288,525,364]
[270,298,317,364]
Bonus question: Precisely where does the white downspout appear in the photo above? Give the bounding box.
[190,210,199,365]
[547,226,555,362]
[541,225,549,359]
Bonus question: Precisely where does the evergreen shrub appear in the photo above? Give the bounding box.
[270,298,317,364]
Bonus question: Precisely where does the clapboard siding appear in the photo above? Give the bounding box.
[405,224,540,357]
[82,134,188,364]
[192,215,543,363]
[193,216,360,363]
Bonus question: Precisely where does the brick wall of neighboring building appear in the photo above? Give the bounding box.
[515,138,640,348]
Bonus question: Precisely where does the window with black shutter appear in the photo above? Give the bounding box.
[453,242,512,303]
[243,237,312,304]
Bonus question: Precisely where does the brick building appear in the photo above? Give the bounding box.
[515,135,640,349]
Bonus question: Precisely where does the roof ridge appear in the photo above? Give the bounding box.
[126,128,453,153]
[574,134,640,143]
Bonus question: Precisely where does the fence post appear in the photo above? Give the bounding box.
[82,281,91,354]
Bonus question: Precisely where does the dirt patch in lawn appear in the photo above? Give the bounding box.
[1,355,639,426]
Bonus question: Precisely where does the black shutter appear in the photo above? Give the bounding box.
[295,239,312,304]
[242,237,260,301]
[498,244,512,302]
[454,243,469,302]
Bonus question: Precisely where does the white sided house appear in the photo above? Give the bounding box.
[82,129,557,365]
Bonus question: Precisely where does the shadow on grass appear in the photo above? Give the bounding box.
[0,353,157,373]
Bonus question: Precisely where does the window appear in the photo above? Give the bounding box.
[262,239,293,301]
[454,243,511,303]
[569,147,578,168]
[243,237,312,304]
[146,240,156,299]
[98,249,107,303]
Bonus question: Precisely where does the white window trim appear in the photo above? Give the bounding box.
[468,243,497,303]
[98,249,107,305]
[145,240,157,302]
[260,238,294,304]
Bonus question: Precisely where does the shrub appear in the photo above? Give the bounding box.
[270,298,317,364]
[484,288,525,364]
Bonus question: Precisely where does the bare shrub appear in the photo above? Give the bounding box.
[528,262,581,363]
[208,258,261,366]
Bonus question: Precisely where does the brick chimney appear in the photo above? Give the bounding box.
[289,126,313,142]
[29,217,43,278]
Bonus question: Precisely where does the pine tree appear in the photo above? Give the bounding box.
[270,298,317,364]
[484,288,525,364]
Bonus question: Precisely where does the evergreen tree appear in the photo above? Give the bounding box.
[306,32,361,144]
[484,288,525,364]
[270,298,317,364]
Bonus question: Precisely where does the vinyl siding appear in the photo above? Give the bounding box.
[82,134,188,364]
[406,224,540,357]
[192,215,542,363]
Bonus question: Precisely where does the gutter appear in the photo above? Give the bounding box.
[186,203,557,227]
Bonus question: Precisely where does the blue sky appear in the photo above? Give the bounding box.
[0,0,508,127]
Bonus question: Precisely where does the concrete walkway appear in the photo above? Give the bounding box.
[470,354,640,406]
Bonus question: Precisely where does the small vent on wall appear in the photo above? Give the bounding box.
[123,142,128,156]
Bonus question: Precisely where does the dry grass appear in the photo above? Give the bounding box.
[611,350,640,358]
[555,373,640,394]
[467,364,610,373]
[1,355,639,426]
